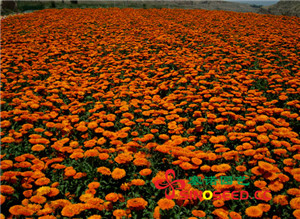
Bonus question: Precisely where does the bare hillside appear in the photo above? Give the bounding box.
[1,0,300,17]
[260,0,300,17]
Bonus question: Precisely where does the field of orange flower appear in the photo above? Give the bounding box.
[1,8,300,219]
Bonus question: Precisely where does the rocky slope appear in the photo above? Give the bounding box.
[260,0,300,17]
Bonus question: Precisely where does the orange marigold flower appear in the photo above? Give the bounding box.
[192,210,206,217]
[113,209,127,218]
[111,168,126,180]
[256,115,269,122]
[97,167,111,175]
[0,194,6,205]
[97,137,107,145]
[290,197,300,209]
[271,140,281,147]
[200,165,211,172]
[127,197,148,210]
[50,199,71,208]
[294,154,300,160]
[84,149,99,157]
[245,206,263,218]
[294,174,300,182]
[1,120,11,128]
[9,205,22,215]
[73,172,85,179]
[88,121,98,129]
[31,144,45,152]
[236,165,247,172]
[48,188,60,197]
[133,158,150,166]
[217,164,231,173]
[30,195,47,204]
[273,195,288,206]
[76,125,88,132]
[0,160,13,170]
[88,182,100,190]
[229,211,242,219]
[131,131,139,136]
[246,120,256,127]
[9,205,34,216]
[105,193,119,202]
[256,125,267,133]
[131,179,145,186]
[22,124,34,130]
[159,134,169,140]
[257,203,271,212]
[107,114,116,121]
[34,128,45,132]
[293,209,300,218]
[139,168,152,176]
[52,164,66,169]
[254,180,267,189]
[98,153,109,160]
[213,200,225,207]
[157,198,175,210]
[244,149,256,156]
[79,193,94,202]
[291,168,300,175]
[153,206,161,219]
[268,181,283,192]
[287,188,300,196]
[51,182,59,187]
[120,183,131,191]
[84,139,96,148]
[209,136,220,144]
[191,157,202,165]
[1,137,15,143]
[258,161,274,172]
[64,168,76,177]
[70,152,84,159]
[251,166,263,175]
[207,153,217,161]
[36,186,51,196]
[179,162,195,170]
[61,204,82,217]
[0,185,15,194]
[115,153,133,164]
[257,134,270,144]
[212,208,229,218]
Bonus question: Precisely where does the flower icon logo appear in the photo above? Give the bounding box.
[154,169,186,199]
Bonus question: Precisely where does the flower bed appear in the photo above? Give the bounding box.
[1,8,300,219]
